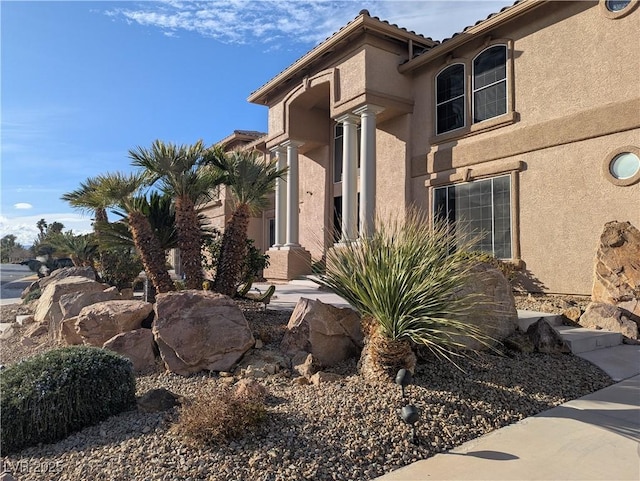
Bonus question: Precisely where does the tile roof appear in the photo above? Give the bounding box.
[248,10,436,103]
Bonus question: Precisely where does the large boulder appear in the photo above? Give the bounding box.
[75,300,154,346]
[592,221,640,318]
[103,329,157,372]
[22,266,97,300]
[280,298,363,368]
[33,276,109,339]
[579,302,639,340]
[59,287,120,322]
[453,262,519,350]
[152,291,254,376]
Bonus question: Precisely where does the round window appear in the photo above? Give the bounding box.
[605,0,631,11]
[610,152,640,179]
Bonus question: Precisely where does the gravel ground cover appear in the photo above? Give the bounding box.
[0,295,612,481]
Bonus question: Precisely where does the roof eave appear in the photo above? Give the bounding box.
[248,14,436,105]
[399,0,548,74]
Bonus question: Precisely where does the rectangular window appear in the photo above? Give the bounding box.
[434,175,512,259]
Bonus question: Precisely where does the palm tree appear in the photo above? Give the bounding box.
[62,176,118,280]
[129,140,222,290]
[49,232,98,267]
[203,148,286,296]
[92,172,175,293]
[96,191,179,252]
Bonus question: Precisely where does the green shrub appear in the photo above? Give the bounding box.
[23,287,42,303]
[459,250,518,284]
[0,346,136,454]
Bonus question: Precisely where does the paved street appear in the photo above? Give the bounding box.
[0,263,33,305]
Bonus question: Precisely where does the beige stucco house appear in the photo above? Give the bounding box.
[209,0,640,295]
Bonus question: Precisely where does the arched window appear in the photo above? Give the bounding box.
[473,45,507,123]
[436,63,465,134]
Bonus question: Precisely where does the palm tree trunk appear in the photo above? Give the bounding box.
[175,196,203,290]
[213,203,250,296]
[128,211,174,293]
[93,207,117,284]
[358,322,417,383]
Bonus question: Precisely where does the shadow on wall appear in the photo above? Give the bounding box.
[513,268,547,293]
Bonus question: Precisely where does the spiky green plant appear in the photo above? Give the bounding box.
[317,211,495,378]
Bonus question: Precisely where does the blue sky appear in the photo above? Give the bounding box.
[1,0,510,247]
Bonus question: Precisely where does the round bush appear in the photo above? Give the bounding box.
[0,346,136,454]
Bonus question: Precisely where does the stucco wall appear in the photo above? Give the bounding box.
[298,146,331,261]
[517,131,640,294]
[407,1,640,294]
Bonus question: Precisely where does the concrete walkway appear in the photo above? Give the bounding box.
[377,373,640,480]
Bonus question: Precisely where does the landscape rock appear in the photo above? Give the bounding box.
[234,379,267,402]
[23,322,48,339]
[60,317,83,345]
[453,262,519,350]
[562,306,582,323]
[310,371,344,385]
[579,302,639,340]
[137,388,182,413]
[0,327,17,340]
[280,298,363,368]
[291,351,318,378]
[592,221,640,318]
[16,315,34,326]
[59,289,120,323]
[526,319,570,354]
[152,290,254,376]
[236,348,288,378]
[75,300,154,346]
[103,329,157,372]
[33,276,108,339]
[20,266,96,300]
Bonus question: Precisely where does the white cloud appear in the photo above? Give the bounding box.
[0,213,94,248]
[13,203,33,210]
[105,1,370,45]
[104,1,513,46]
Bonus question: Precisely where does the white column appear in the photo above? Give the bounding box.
[354,105,384,237]
[271,146,287,248]
[336,114,359,242]
[284,140,302,247]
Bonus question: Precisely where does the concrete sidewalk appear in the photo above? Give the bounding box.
[377,373,640,480]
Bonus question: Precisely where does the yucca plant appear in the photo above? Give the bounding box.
[317,211,495,381]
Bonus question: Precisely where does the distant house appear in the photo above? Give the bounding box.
[209,0,640,295]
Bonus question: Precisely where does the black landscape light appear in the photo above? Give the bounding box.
[395,368,412,400]
[400,404,420,444]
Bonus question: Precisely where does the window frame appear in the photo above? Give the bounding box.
[435,62,466,135]
[472,44,508,125]
[433,174,514,260]
[431,40,516,144]
[599,0,638,18]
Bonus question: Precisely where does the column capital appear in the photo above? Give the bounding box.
[334,113,360,125]
[282,139,304,148]
[269,144,287,154]
[353,104,385,116]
